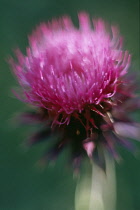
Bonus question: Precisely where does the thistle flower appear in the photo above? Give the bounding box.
[10,13,140,171]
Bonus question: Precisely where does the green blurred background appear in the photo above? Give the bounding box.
[0,0,139,209]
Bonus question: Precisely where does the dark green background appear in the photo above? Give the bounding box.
[0,0,139,209]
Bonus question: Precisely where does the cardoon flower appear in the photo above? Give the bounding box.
[10,13,140,171]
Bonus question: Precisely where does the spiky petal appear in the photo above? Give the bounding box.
[10,13,139,170]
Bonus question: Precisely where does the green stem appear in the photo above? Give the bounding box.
[75,154,116,210]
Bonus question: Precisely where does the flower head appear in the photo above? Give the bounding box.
[10,13,140,171]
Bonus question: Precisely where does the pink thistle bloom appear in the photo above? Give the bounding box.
[10,13,140,171]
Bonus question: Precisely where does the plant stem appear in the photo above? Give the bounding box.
[75,154,116,210]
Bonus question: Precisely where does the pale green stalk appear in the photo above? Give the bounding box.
[75,154,116,210]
